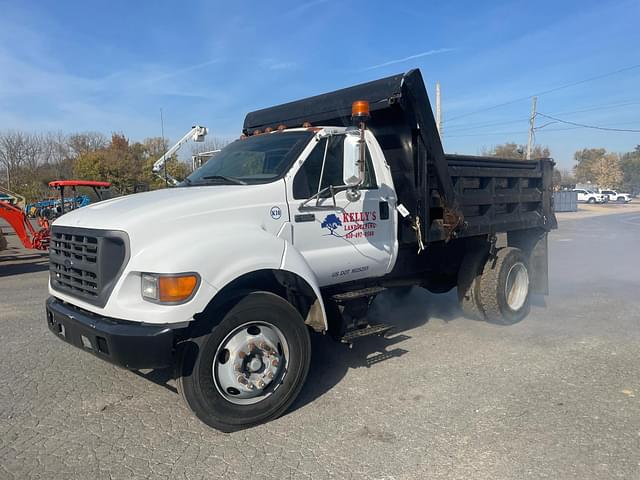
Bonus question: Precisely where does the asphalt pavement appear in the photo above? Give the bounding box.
[1,206,639,479]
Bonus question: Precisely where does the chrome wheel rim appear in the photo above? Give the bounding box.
[505,262,529,311]
[213,322,289,405]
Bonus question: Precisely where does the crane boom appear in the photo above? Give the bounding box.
[152,125,208,184]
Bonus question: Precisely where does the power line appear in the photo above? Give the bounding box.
[548,100,640,117]
[445,117,529,132]
[535,113,640,133]
[446,119,640,138]
[534,120,640,133]
[443,63,640,124]
[446,130,530,138]
[446,99,640,132]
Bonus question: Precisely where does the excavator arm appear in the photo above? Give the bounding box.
[0,201,49,251]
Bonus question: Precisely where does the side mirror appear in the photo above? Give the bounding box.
[343,134,362,187]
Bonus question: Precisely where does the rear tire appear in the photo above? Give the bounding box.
[477,247,531,325]
[176,291,311,432]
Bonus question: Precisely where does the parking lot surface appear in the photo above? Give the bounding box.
[1,207,639,479]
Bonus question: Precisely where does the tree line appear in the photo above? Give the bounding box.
[482,142,640,193]
[2,130,639,203]
[0,130,229,202]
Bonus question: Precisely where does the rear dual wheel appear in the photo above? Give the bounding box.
[458,247,531,325]
[176,291,311,432]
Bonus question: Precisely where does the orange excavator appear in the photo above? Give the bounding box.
[0,180,111,252]
[0,198,50,251]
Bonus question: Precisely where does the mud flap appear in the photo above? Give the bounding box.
[508,229,549,295]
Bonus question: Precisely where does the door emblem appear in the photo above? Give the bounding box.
[269,206,282,219]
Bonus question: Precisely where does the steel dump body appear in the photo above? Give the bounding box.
[244,69,557,245]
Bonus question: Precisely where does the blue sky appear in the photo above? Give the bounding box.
[1,0,639,169]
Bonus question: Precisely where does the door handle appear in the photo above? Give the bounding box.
[379,201,390,220]
[295,213,315,223]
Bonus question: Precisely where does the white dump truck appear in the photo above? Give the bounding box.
[46,70,557,431]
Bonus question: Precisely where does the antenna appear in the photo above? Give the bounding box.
[436,81,442,140]
[160,108,168,187]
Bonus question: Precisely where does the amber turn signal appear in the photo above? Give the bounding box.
[158,275,198,303]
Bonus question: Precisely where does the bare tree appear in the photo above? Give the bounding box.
[43,132,73,178]
[22,133,44,173]
[68,132,108,156]
[0,131,29,189]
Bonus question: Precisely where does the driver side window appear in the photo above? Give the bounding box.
[292,135,377,200]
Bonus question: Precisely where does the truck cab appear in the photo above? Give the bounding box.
[46,69,556,432]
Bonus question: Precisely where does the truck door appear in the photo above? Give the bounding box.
[285,131,397,286]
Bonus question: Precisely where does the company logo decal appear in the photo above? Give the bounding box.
[321,211,377,239]
[321,214,342,236]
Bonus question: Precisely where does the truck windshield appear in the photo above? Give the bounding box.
[184,131,313,186]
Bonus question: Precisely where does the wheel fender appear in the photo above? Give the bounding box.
[198,231,327,332]
[279,241,328,332]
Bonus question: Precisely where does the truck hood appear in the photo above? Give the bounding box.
[52,183,286,232]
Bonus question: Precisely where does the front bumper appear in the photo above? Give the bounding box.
[46,296,176,369]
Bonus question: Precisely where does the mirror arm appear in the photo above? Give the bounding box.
[300,184,350,211]
[358,121,366,184]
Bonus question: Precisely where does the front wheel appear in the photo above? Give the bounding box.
[587,197,595,204]
[176,291,311,432]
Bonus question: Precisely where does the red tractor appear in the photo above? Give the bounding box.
[0,180,111,252]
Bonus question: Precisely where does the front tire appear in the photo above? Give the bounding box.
[477,247,531,325]
[587,197,595,204]
[176,291,311,432]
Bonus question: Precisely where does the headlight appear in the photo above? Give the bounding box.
[141,273,200,304]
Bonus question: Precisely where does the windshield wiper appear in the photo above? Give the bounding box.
[198,175,248,185]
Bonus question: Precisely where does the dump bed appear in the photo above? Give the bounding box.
[243,69,556,244]
[446,154,556,237]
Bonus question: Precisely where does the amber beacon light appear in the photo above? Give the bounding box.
[351,100,370,121]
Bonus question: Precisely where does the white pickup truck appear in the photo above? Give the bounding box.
[573,188,606,204]
[46,70,557,431]
[599,189,631,203]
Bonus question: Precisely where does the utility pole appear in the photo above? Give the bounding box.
[526,96,537,160]
[435,81,442,140]
[160,108,168,188]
